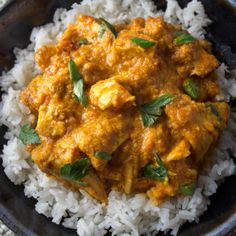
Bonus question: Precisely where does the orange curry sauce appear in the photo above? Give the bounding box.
[20,15,229,204]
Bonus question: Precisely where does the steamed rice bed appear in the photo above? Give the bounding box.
[0,0,236,235]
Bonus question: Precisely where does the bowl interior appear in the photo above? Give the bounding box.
[0,1,236,235]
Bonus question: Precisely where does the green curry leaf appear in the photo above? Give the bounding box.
[68,59,83,82]
[183,78,198,100]
[206,103,220,117]
[73,79,89,108]
[142,153,168,181]
[94,151,112,161]
[79,38,90,45]
[179,182,196,196]
[78,181,89,187]
[140,111,161,127]
[68,59,88,108]
[98,18,117,38]
[98,24,106,38]
[19,124,41,145]
[174,31,196,45]
[60,158,90,181]
[140,94,175,127]
[131,37,156,48]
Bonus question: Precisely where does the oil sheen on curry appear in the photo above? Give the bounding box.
[20,15,230,204]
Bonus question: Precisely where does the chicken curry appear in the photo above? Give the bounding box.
[20,15,230,204]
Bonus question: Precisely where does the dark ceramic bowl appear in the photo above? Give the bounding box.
[0,0,236,235]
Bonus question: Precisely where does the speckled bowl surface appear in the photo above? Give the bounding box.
[0,1,236,235]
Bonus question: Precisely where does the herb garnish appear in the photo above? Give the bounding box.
[179,182,196,196]
[183,78,198,100]
[206,103,220,117]
[174,31,196,45]
[68,59,88,108]
[79,38,90,45]
[78,182,89,187]
[73,79,89,108]
[142,153,168,181]
[94,151,112,161]
[19,124,41,145]
[131,37,156,48]
[69,59,82,81]
[140,94,175,127]
[98,24,106,38]
[98,18,117,38]
[60,158,90,181]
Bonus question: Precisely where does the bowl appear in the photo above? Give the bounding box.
[0,0,235,235]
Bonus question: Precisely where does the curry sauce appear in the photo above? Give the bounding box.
[20,15,230,204]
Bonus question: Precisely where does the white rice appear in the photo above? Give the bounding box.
[0,0,11,10]
[0,0,236,235]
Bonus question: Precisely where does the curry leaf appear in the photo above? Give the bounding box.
[142,153,168,181]
[183,78,198,100]
[144,94,176,109]
[140,111,160,127]
[206,103,220,117]
[131,37,156,48]
[60,164,71,177]
[79,38,90,45]
[140,94,175,127]
[174,31,196,45]
[98,18,117,38]
[155,153,165,168]
[68,59,88,108]
[68,59,83,82]
[19,124,41,145]
[94,151,112,161]
[78,182,89,187]
[98,24,106,38]
[73,79,89,108]
[179,182,196,196]
[60,158,90,181]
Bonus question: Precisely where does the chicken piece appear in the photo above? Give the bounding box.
[55,168,108,203]
[73,113,131,171]
[81,62,109,86]
[127,17,145,32]
[36,98,66,138]
[89,78,135,110]
[139,123,171,166]
[20,72,73,113]
[35,45,57,71]
[133,178,155,193]
[31,135,80,172]
[35,78,82,137]
[20,75,47,111]
[31,141,55,171]
[32,136,107,203]
[108,138,138,193]
[184,127,214,161]
[58,24,82,52]
[209,102,230,125]
[144,17,175,55]
[60,15,102,47]
[35,45,70,75]
[172,42,219,78]
[190,74,220,102]
[165,96,230,162]
[147,160,197,204]
[107,29,160,90]
[147,182,175,205]
[166,139,190,162]
[100,167,122,182]
[123,160,134,194]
